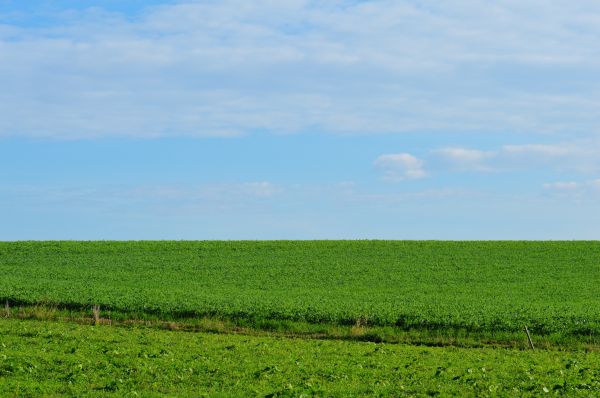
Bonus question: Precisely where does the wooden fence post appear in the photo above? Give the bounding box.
[524,325,535,350]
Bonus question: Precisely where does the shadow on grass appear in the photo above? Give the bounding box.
[2,299,599,352]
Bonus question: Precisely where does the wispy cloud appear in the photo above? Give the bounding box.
[430,140,600,174]
[542,181,579,190]
[502,144,572,157]
[2,1,600,138]
[0,181,283,209]
[198,182,283,199]
[542,178,600,201]
[374,153,426,181]
[434,147,494,171]
[374,139,600,190]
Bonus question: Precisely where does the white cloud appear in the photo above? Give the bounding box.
[434,147,494,171]
[500,142,600,173]
[2,1,600,138]
[542,178,600,200]
[182,181,284,200]
[237,182,282,198]
[428,141,600,174]
[542,181,579,190]
[374,153,426,181]
[502,144,571,157]
[1,181,283,208]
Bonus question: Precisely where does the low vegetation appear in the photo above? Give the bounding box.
[2,318,600,397]
[2,241,600,395]
[1,241,599,342]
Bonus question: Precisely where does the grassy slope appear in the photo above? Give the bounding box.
[1,318,600,397]
[1,241,599,338]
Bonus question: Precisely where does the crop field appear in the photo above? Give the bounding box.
[1,318,600,397]
[1,241,600,339]
[1,240,600,396]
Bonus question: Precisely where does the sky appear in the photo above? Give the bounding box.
[1,0,599,240]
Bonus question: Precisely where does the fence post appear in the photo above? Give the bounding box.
[93,304,100,325]
[524,325,535,350]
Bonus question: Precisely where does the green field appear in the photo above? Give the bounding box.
[2,241,600,396]
[1,241,599,339]
[1,318,600,397]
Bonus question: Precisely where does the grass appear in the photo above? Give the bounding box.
[1,317,600,397]
[2,240,600,396]
[3,303,599,351]
[1,241,600,340]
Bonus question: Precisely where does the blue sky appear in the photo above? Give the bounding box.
[1,0,599,239]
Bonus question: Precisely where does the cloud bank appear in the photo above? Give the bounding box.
[2,0,600,138]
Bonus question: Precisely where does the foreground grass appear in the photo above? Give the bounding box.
[1,318,600,397]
